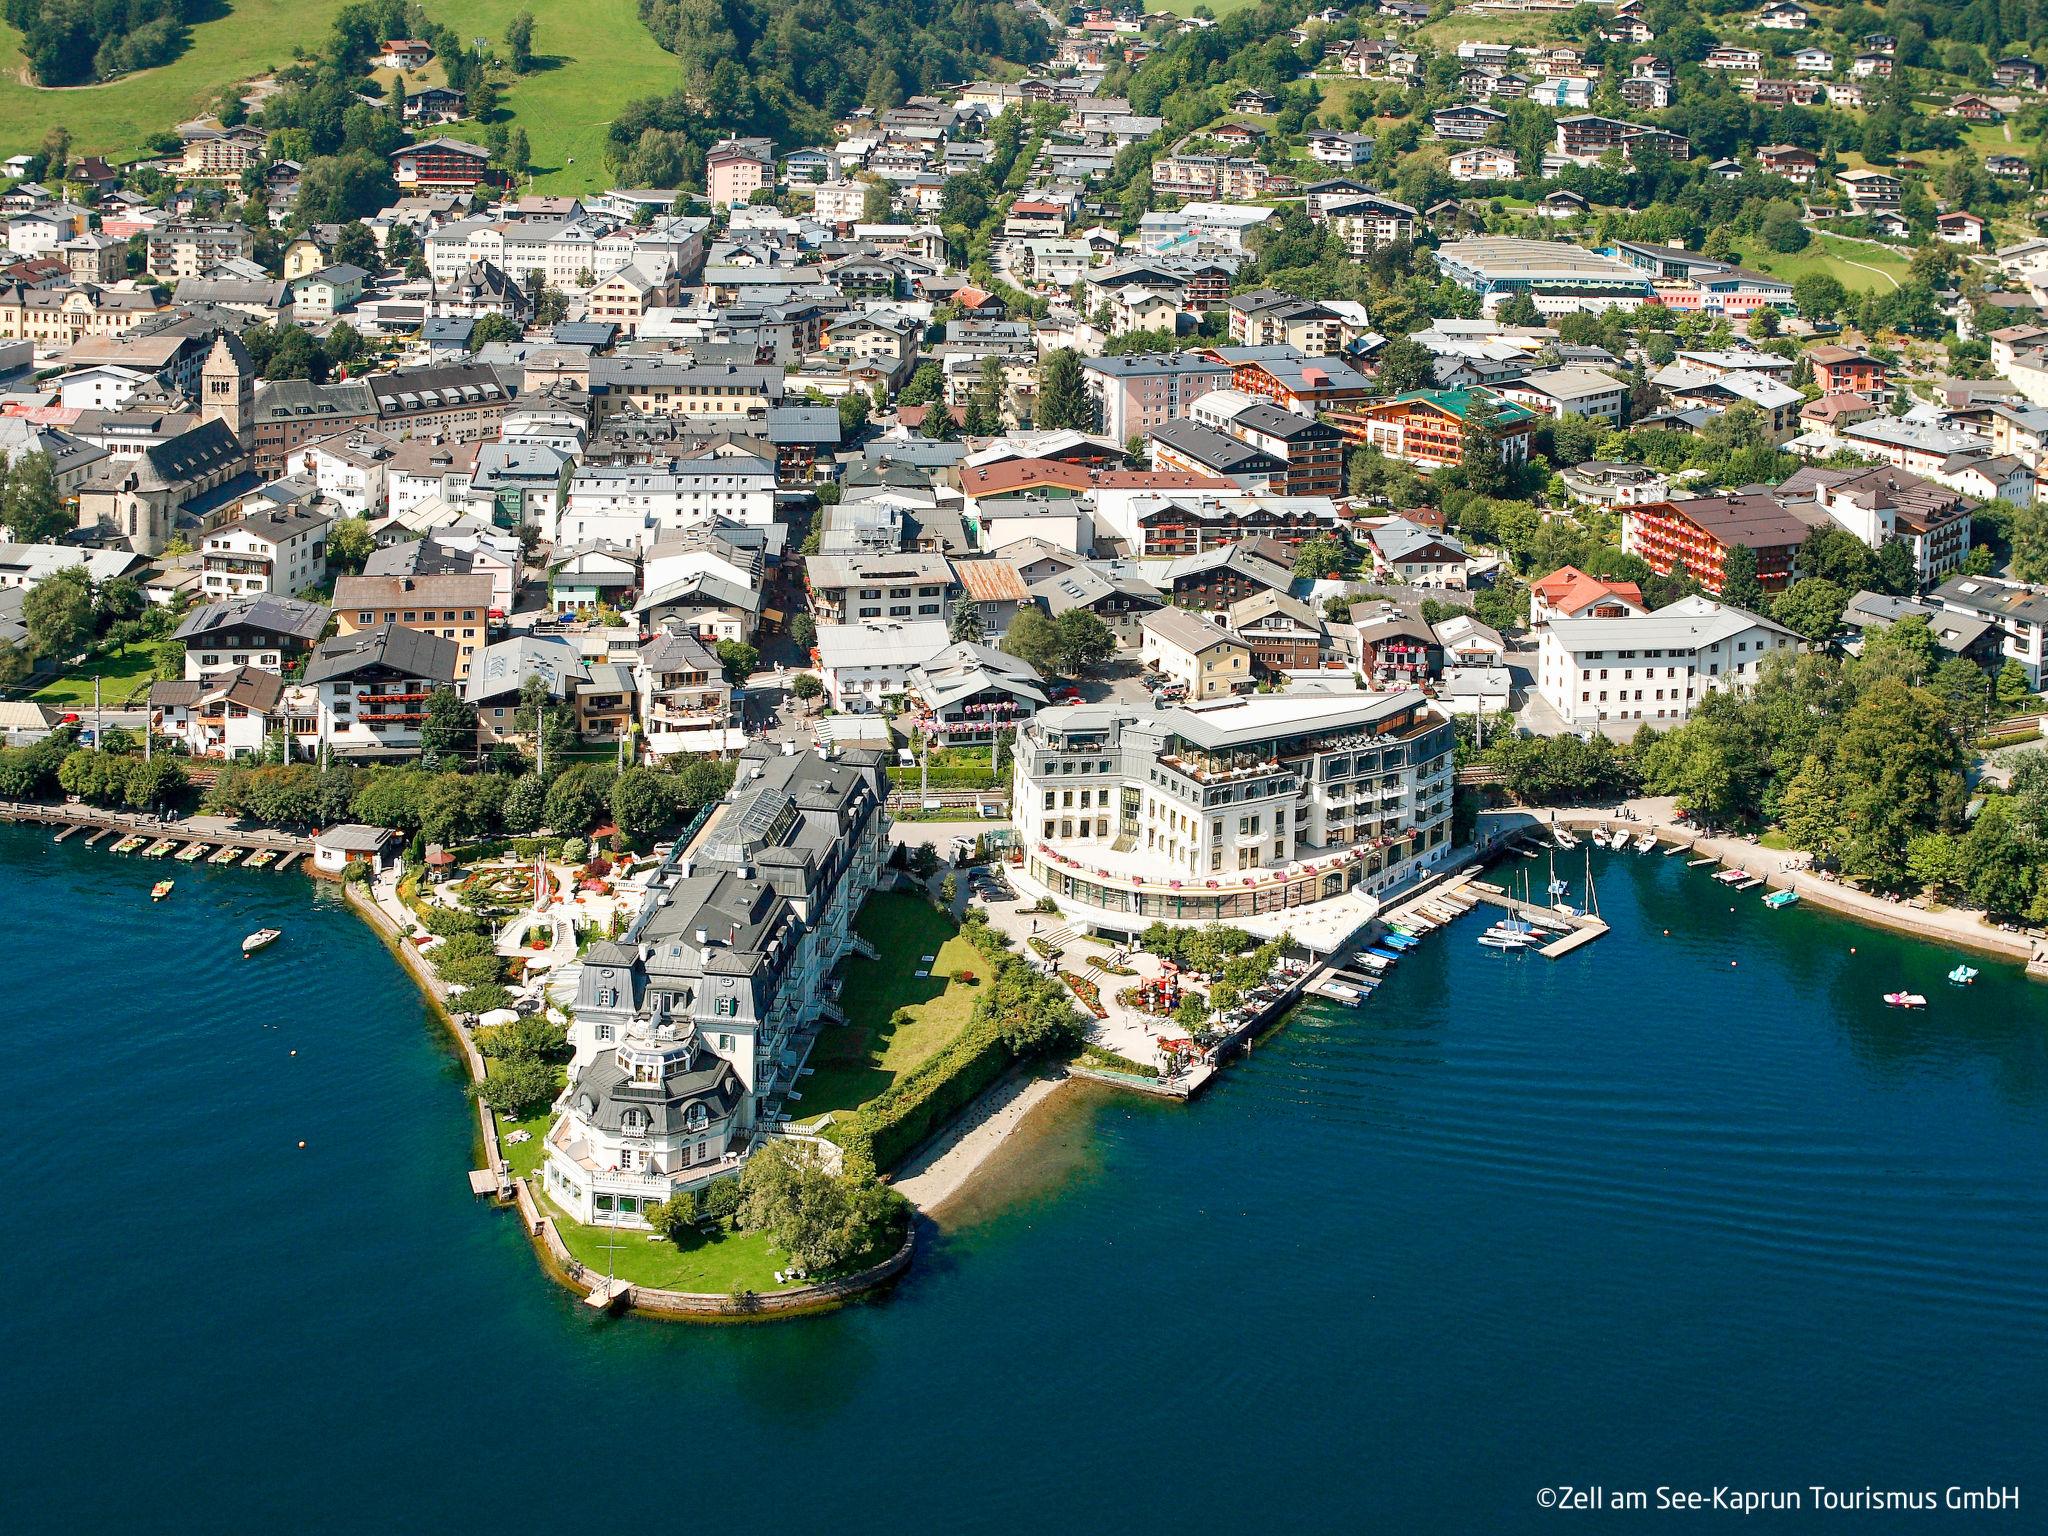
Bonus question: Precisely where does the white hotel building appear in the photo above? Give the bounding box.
[543,747,890,1228]
[553,455,778,548]
[1011,691,1456,938]
[1535,595,1801,729]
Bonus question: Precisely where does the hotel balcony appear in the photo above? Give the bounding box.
[1159,750,1281,785]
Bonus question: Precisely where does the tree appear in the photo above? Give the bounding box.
[477,1056,559,1118]
[327,516,375,572]
[542,767,608,834]
[861,177,895,223]
[1051,610,1114,676]
[714,639,758,682]
[1459,393,1512,499]
[513,674,576,759]
[1373,334,1434,395]
[609,766,676,844]
[1291,532,1349,581]
[1777,753,1843,863]
[1034,348,1094,430]
[1,452,67,543]
[418,687,475,768]
[918,401,958,440]
[836,390,869,439]
[738,1141,903,1273]
[788,612,816,649]
[504,10,537,71]
[1000,606,1061,676]
[1497,291,1541,327]
[1771,578,1848,643]
[1791,273,1848,324]
[1832,677,1965,887]
[1720,544,1764,612]
[23,567,92,658]
[949,601,985,644]
[790,672,824,709]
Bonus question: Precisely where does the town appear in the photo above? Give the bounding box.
[5,0,2048,1310]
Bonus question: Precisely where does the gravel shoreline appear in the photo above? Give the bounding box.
[891,1069,1071,1213]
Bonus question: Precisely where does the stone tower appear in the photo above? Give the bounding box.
[199,328,254,445]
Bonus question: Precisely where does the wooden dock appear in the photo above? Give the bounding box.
[86,827,112,845]
[275,851,302,872]
[53,824,80,842]
[1468,880,1610,959]
[582,1277,629,1312]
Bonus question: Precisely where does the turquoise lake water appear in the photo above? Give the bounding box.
[3,825,2046,1532]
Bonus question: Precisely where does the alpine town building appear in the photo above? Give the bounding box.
[542,747,889,1227]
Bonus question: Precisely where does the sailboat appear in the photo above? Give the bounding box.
[1481,869,1541,949]
[1547,845,1570,905]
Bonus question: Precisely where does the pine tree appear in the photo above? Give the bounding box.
[1720,544,1764,612]
[1035,348,1093,430]
[950,601,985,644]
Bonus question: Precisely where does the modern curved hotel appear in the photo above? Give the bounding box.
[1010,689,1456,942]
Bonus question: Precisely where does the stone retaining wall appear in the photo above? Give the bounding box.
[511,1176,916,1319]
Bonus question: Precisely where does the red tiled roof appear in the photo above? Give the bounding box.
[960,457,1093,496]
[1531,564,1645,613]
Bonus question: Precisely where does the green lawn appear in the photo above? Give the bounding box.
[0,2,352,162]
[543,1194,791,1292]
[798,892,981,1118]
[1746,232,1910,294]
[2,0,675,193]
[423,0,679,193]
[496,1105,554,1179]
[1415,11,1564,46]
[31,647,162,709]
[1148,0,1262,15]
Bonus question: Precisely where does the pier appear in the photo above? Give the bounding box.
[1,801,313,863]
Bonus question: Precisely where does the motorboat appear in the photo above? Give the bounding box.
[1633,833,1658,853]
[150,879,174,901]
[1479,927,1539,950]
[1883,992,1928,1009]
[1552,827,1579,850]
[1947,965,1978,986]
[1762,889,1799,909]
[242,928,283,957]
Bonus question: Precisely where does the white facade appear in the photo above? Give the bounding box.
[1535,596,1801,728]
[557,458,777,549]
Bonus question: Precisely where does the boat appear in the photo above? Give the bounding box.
[1552,827,1578,850]
[142,839,176,858]
[1379,931,1418,951]
[1479,926,1539,950]
[150,879,174,901]
[1762,889,1799,910]
[1883,992,1928,1009]
[175,843,208,863]
[1713,868,1746,885]
[1948,965,1978,986]
[112,836,144,854]
[244,849,275,868]
[1633,833,1658,853]
[208,846,242,865]
[242,928,283,956]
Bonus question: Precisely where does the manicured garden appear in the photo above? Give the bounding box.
[800,892,982,1117]
[543,1194,791,1293]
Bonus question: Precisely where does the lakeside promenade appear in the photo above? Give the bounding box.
[1533,797,2048,972]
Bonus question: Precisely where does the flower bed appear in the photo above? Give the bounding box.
[1060,971,1108,1019]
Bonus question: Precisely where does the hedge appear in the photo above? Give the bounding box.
[828,917,1031,1174]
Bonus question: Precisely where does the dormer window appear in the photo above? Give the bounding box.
[687,1103,709,1131]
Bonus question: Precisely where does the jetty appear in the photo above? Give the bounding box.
[53,824,80,843]
[1466,879,1610,959]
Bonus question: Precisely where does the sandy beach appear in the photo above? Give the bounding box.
[891,1068,1072,1213]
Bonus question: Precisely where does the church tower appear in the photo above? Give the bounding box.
[199,329,254,445]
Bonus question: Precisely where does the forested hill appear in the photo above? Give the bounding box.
[636,0,1051,141]
[6,0,196,85]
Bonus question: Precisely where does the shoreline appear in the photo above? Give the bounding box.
[892,1067,1074,1215]
[1538,806,2048,971]
[337,866,914,1320]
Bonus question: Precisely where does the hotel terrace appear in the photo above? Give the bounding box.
[1010,691,1455,940]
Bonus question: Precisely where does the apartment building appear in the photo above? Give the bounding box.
[198,506,330,599]
[332,571,495,678]
[1536,596,1802,728]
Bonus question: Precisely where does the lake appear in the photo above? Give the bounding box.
[3,826,2043,1532]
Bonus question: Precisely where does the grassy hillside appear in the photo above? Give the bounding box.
[0,2,350,160]
[1746,231,1911,294]
[427,0,677,193]
[1,0,677,195]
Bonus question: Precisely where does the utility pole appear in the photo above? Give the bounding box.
[92,675,100,752]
